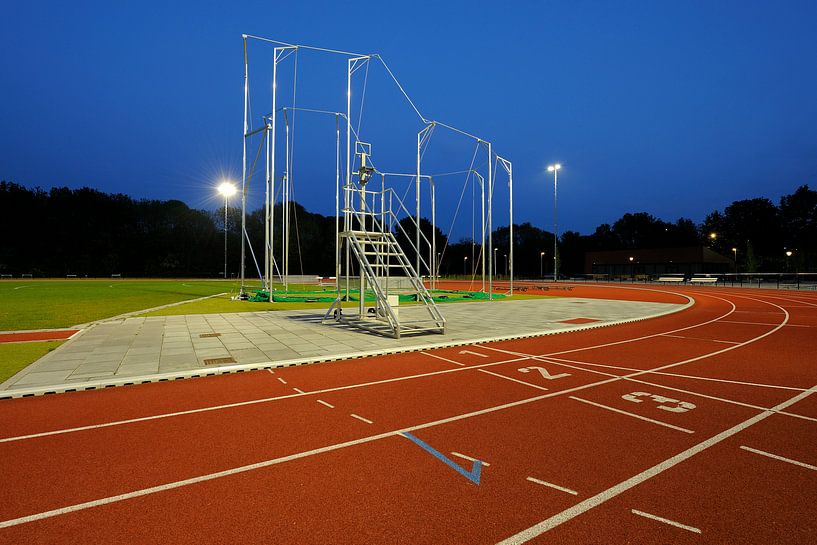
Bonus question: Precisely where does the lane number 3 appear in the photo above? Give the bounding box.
[622,392,696,413]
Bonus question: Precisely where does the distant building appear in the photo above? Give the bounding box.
[585,246,733,277]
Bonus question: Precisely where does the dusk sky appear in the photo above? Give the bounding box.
[2,1,816,237]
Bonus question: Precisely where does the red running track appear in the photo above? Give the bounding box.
[0,285,816,544]
[0,330,78,344]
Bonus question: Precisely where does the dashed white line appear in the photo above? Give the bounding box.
[631,509,701,533]
[267,369,275,374]
[660,334,740,345]
[451,451,491,467]
[569,396,694,434]
[277,377,287,385]
[526,477,577,495]
[421,352,465,366]
[350,414,373,424]
[292,388,305,394]
[720,319,811,328]
[478,369,548,391]
[740,445,817,471]
[317,400,335,409]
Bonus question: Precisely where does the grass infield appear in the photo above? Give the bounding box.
[0,341,65,383]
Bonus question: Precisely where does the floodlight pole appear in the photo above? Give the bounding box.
[223,195,229,279]
[486,141,493,300]
[430,177,436,290]
[264,122,271,289]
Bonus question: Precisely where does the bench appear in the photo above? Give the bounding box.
[657,276,685,283]
[689,277,718,284]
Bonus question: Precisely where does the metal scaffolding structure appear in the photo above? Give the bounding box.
[240,34,515,336]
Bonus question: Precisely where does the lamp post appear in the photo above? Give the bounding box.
[547,163,562,282]
[785,250,793,272]
[629,256,634,281]
[218,182,237,279]
[732,247,737,273]
[504,254,508,277]
[540,251,545,278]
[464,256,468,276]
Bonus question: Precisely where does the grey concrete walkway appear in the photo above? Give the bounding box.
[1,296,689,397]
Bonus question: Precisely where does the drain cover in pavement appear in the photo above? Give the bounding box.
[203,357,236,365]
[199,333,222,338]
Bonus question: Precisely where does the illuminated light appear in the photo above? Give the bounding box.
[218,182,237,197]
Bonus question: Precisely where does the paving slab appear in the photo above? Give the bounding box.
[0,296,690,396]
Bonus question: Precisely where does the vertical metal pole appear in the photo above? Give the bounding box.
[480,173,485,292]
[430,177,436,290]
[345,60,352,304]
[487,141,493,300]
[553,168,558,283]
[224,196,228,279]
[264,124,270,290]
[416,130,422,277]
[284,112,290,291]
[240,36,249,295]
[508,160,514,295]
[335,114,340,298]
[270,49,279,287]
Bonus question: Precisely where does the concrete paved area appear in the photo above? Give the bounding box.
[1,297,688,396]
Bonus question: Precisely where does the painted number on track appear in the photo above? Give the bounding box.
[622,392,696,413]
[518,367,571,380]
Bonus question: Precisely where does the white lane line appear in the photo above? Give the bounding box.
[350,414,373,424]
[451,451,491,467]
[12,285,31,290]
[740,445,817,471]
[0,354,529,444]
[277,377,287,385]
[316,400,334,409]
[267,369,274,374]
[526,477,577,495]
[292,388,305,394]
[660,334,740,345]
[2,313,802,531]
[496,388,817,543]
[478,369,549,391]
[547,355,809,393]
[631,509,701,534]
[0,291,761,447]
[568,396,694,434]
[720,320,811,328]
[421,352,465,366]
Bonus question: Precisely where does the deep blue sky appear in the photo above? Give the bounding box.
[2,1,816,237]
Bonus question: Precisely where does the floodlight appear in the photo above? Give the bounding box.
[218,182,237,197]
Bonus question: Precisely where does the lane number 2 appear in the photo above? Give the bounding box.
[622,392,696,413]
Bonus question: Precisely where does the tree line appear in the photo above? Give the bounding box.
[1,181,815,277]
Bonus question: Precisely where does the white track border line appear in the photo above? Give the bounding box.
[630,509,701,533]
[496,382,817,544]
[0,293,791,528]
[526,477,578,495]
[568,396,694,434]
[451,451,491,466]
[0,290,742,443]
[740,445,817,471]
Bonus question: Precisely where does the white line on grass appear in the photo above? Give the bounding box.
[631,509,701,533]
[526,477,577,495]
[740,446,817,471]
[569,396,694,434]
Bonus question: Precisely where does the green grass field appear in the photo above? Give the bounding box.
[0,341,64,383]
[0,279,245,331]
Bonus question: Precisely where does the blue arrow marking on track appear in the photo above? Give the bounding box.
[400,432,483,485]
